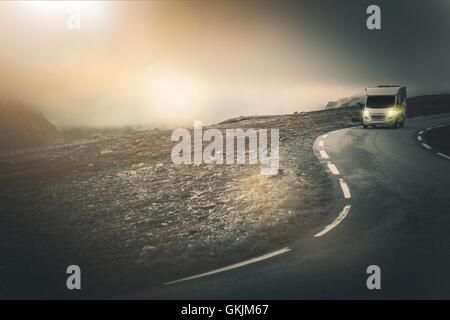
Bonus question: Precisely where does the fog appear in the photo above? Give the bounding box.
[0,1,449,127]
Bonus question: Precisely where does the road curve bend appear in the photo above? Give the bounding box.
[135,113,450,299]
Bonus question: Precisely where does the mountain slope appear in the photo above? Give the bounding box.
[0,100,63,150]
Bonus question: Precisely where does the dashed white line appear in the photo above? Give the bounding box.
[437,152,450,160]
[313,130,355,237]
[327,162,340,175]
[418,124,450,156]
[339,178,351,199]
[165,247,291,285]
[314,205,352,237]
[319,150,329,159]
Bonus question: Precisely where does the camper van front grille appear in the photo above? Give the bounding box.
[371,114,386,121]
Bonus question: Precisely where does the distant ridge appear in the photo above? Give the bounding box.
[325,93,365,109]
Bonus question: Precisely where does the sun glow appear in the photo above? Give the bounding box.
[149,72,204,119]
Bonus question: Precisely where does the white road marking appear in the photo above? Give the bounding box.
[319,150,329,159]
[318,140,324,147]
[422,143,432,149]
[417,136,422,141]
[327,162,340,175]
[339,178,351,199]
[314,205,352,237]
[437,152,450,160]
[165,247,291,285]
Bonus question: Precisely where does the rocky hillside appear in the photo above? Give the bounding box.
[325,92,450,121]
[407,94,450,117]
[0,100,63,150]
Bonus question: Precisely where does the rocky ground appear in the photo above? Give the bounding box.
[0,106,362,298]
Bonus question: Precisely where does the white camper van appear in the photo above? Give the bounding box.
[363,85,407,128]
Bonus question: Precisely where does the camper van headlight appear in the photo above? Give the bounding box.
[363,110,370,118]
[387,109,398,118]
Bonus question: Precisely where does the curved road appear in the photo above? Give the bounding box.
[139,113,450,299]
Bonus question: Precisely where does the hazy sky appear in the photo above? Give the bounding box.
[0,0,449,127]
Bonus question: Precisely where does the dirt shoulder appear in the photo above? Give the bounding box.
[0,107,358,298]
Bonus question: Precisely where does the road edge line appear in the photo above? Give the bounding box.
[165,247,291,285]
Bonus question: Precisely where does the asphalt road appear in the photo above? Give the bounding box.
[135,113,450,299]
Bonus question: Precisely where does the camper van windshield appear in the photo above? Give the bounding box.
[366,96,395,109]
